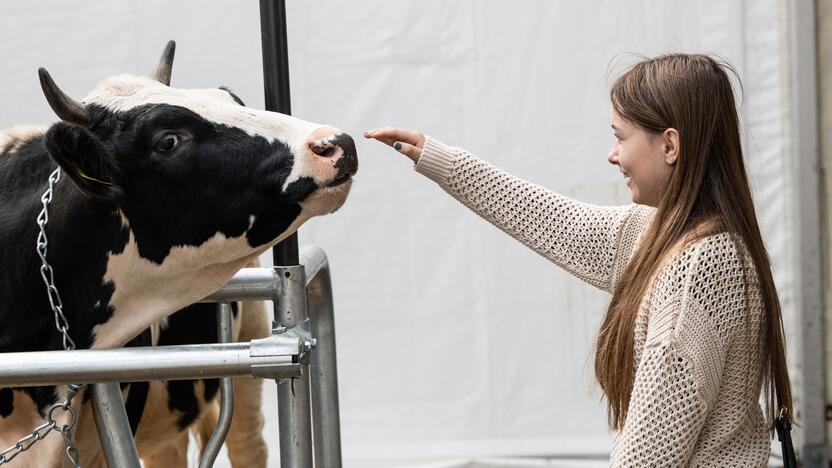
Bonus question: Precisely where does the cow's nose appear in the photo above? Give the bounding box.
[307,132,358,175]
[309,140,338,158]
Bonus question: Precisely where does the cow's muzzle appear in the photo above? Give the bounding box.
[306,131,358,188]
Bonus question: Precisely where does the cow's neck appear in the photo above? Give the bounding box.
[90,211,310,349]
[91,234,258,349]
[0,135,127,351]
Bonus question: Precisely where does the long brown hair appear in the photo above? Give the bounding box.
[594,54,793,431]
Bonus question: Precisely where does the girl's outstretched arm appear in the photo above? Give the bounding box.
[365,127,652,292]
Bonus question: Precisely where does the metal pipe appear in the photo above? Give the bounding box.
[301,245,328,288]
[199,303,236,468]
[0,342,300,387]
[90,382,141,468]
[259,0,291,115]
[301,246,343,468]
[200,268,280,302]
[274,265,314,467]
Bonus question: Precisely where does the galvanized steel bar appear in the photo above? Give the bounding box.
[200,267,280,302]
[199,303,236,468]
[0,342,300,387]
[90,382,141,468]
[274,264,314,467]
[301,245,343,467]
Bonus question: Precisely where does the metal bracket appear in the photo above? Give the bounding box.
[249,320,316,379]
[274,319,317,357]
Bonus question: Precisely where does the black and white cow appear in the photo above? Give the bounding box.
[0,41,357,466]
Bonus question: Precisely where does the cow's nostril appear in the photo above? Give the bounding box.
[310,142,337,158]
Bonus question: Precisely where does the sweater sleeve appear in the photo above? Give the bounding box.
[415,136,653,292]
[610,242,730,466]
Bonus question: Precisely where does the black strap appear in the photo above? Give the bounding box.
[775,385,798,468]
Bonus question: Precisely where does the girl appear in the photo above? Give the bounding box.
[365,54,793,466]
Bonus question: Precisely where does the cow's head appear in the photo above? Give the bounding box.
[35,41,358,347]
[39,41,357,266]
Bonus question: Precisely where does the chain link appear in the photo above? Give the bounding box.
[37,168,76,351]
[0,168,85,467]
[0,420,55,464]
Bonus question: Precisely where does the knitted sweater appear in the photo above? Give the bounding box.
[414,137,770,467]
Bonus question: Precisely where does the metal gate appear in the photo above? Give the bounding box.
[0,245,342,467]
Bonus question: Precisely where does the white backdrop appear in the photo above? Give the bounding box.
[0,1,798,467]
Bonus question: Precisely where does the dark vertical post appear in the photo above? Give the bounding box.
[260,0,299,266]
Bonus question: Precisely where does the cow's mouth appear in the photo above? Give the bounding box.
[302,172,353,215]
[327,173,352,187]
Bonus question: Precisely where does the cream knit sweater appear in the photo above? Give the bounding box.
[414,137,770,467]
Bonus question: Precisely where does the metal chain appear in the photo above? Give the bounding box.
[36,168,76,351]
[0,168,85,467]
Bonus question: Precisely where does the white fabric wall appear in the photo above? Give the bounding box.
[0,1,797,467]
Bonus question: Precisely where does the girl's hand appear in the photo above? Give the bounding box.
[363,127,426,163]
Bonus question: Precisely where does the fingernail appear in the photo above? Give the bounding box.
[394,142,402,151]
[363,131,370,137]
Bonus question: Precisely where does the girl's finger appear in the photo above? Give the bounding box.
[378,136,397,147]
[364,129,400,143]
[364,128,396,140]
[393,141,421,162]
[365,133,397,147]
[365,128,423,148]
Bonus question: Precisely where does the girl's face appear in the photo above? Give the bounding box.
[607,108,676,206]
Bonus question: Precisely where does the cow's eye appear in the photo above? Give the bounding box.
[155,133,181,153]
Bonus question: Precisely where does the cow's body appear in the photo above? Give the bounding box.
[0,42,356,466]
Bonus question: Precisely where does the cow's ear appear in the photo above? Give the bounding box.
[44,122,122,200]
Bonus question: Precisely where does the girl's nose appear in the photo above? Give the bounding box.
[607,142,620,166]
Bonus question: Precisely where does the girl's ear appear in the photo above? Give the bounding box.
[44,122,122,200]
[663,128,680,165]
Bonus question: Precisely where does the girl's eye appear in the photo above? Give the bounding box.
[155,133,181,152]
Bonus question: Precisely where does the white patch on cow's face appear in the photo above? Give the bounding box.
[92,212,309,349]
[0,125,46,156]
[85,76,319,146]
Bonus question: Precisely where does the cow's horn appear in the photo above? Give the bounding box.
[38,68,90,126]
[151,40,176,85]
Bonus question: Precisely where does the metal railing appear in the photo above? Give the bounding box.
[0,245,342,467]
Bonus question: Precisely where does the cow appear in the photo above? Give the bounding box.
[0,40,357,467]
